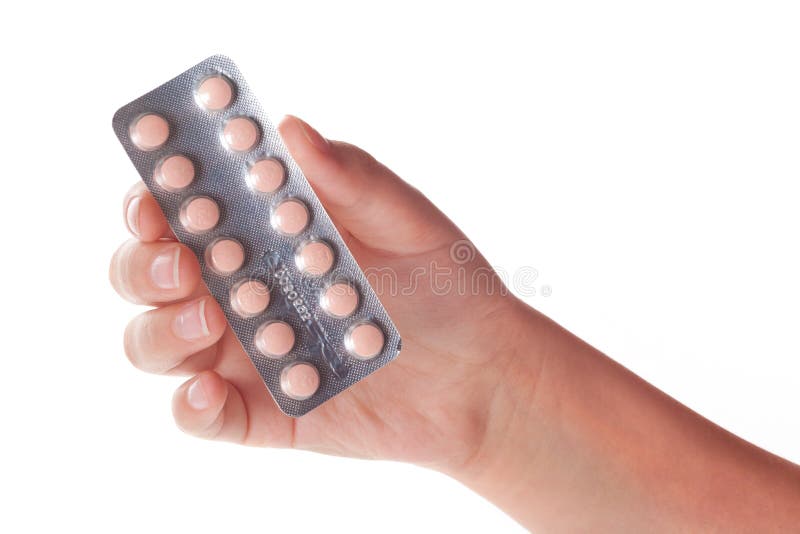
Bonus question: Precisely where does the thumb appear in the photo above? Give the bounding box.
[277,115,461,255]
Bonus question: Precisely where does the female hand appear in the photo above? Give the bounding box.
[112,115,800,532]
[109,115,539,474]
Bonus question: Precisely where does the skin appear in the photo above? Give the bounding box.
[110,116,800,532]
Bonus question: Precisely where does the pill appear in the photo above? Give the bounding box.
[271,199,309,235]
[195,74,234,111]
[280,362,320,400]
[130,113,169,151]
[320,282,359,318]
[247,158,285,194]
[179,196,219,233]
[206,238,245,275]
[230,279,270,317]
[154,154,195,191]
[255,321,295,358]
[345,322,385,360]
[295,240,334,276]
[222,116,260,152]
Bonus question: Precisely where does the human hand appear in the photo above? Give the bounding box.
[110,115,539,473]
[110,115,800,531]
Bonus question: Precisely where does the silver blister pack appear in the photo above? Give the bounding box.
[112,55,401,417]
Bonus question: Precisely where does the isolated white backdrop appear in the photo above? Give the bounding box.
[0,1,798,532]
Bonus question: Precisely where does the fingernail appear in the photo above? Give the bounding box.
[187,378,209,410]
[293,116,330,152]
[150,247,180,289]
[126,196,141,237]
[172,299,211,341]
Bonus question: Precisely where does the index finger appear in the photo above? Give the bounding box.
[123,182,174,242]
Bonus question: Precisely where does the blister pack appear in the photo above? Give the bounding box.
[112,55,401,417]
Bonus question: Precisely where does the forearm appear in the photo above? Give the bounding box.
[447,302,800,531]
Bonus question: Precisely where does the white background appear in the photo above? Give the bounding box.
[1,1,798,532]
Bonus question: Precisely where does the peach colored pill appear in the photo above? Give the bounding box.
[271,199,309,235]
[247,158,285,193]
[280,362,320,400]
[230,279,270,317]
[195,75,234,111]
[255,321,295,358]
[180,196,220,234]
[345,322,385,360]
[130,113,169,151]
[206,238,244,275]
[222,116,260,152]
[295,240,334,276]
[320,282,359,318]
[155,155,194,191]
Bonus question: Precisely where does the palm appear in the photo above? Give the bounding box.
[214,234,507,468]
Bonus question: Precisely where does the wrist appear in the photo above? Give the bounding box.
[440,299,658,530]
[436,297,553,497]
[435,297,608,530]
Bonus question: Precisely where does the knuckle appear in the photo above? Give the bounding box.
[197,415,225,440]
[123,316,144,370]
[109,245,125,295]
[172,398,225,440]
[123,311,163,373]
[110,239,141,303]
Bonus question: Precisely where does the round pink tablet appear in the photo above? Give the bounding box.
[195,74,234,111]
[271,199,309,235]
[206,238,245,275]
[345,322,385,360]
[295,240,334,276]
[154,155,195,191]
[255,321,295,358]
[247,158,285,194]
[130,113,169,151]
[180,196,220,234]
[320,282,359,318]
[222,116,260,152]
[230,279,270,317]
[280,362,320,400]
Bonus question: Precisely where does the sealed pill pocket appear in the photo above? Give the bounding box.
[112,55,401,417]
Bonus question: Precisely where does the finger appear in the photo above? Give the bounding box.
[172,371,249,443]
[277,115,462,255]
[110,239,201,305]
[124,295,226,375]
[123,182,174,242]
